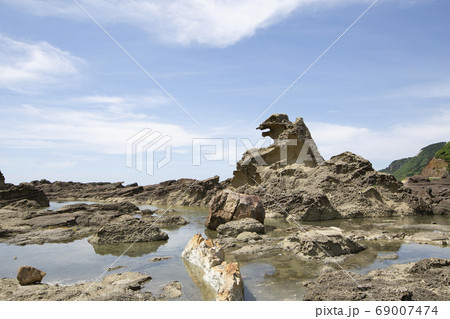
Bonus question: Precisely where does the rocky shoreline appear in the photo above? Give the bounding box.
[0,114,449,301]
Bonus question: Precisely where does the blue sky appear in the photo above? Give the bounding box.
[0,0,449,185]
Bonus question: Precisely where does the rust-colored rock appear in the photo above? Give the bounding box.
[181,234,244,301]
[205,190,265,230]
[17,266,46,285]
[421,158,449,178]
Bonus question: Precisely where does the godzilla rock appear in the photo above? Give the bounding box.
[17,266,46,285]
[304,258,450,301]
[0,184,49,209]
[225,114,433,220]
[279,228,365,260]
[205,190,265,230]
[217,218,265,237]
[231,114,324,188]
[181,234,244,301]
[88,216,168,244]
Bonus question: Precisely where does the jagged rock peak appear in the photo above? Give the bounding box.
[231,114,324,187]
[257,113,313,141]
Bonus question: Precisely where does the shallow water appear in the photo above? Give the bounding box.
[1,202,450,300]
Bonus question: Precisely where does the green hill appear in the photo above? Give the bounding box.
[380,142,446,181]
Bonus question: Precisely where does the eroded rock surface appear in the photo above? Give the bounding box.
[0,202,187,245]
[0,184,49,209]
[217,218,265,238]
[279,228,365,260]
[29,176,225,207]
[181,234,244,301]
[227,114,436,221]
[0,272,155,301]
[304,258,450,301]
[205,190,265,230]
[88,216,169,244]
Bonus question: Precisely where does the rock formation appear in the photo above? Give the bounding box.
[88,216,169,244]
[228,114,435,221]
[0,183,49,209]
[205,190,265,230]
[403,176,449,215]
[231,114,324,188]
[0,171,5,190]
[181,234,244,301]
[217,218,265,237]
[279,228,365,260]
[17,266,46,285]
[304,258,450,301]
[421,158,449,178]
[29,176,224,207]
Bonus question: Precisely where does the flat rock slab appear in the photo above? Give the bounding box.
[304,258,450,301]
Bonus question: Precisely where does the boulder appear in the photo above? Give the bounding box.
[17,266,46,285]
[205,190,265,230]
[181,234,244,301]
[217,218,265,237]
[88,216,168,244]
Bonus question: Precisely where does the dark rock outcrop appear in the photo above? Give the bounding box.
[0,171,5,190]
[403,176,450,215]
[0,184,49,209]
[29,176,224,207]
[304,258,450,300]
[205,190,265,230]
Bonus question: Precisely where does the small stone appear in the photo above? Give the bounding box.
[149,256,172,262]
[17,266,46,285]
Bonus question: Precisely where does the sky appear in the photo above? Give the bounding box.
[0,0,449,185]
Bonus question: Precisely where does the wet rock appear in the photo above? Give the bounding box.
[304,258,450,301]
[159,281,182,299]
[17,266,46,285]
[106,265,126,272]
[217,218,265,237]
[1,272,156,301]
[149,256,172,262]
[205,190,265,230]
[236,231,262,242]
[279,229,365,260]
[377,254,399,261]
[230,244,280,259]
[181,234,244,301]
[406,231,449,246]
[143,215,189,227]
[88,216,168,244]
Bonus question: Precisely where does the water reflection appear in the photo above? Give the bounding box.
[91,240,168,257]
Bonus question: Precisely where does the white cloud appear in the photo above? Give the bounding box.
[0,94,197,155]
[309,110,450,169]
[0,35,85,93]
[1,0,372,47]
